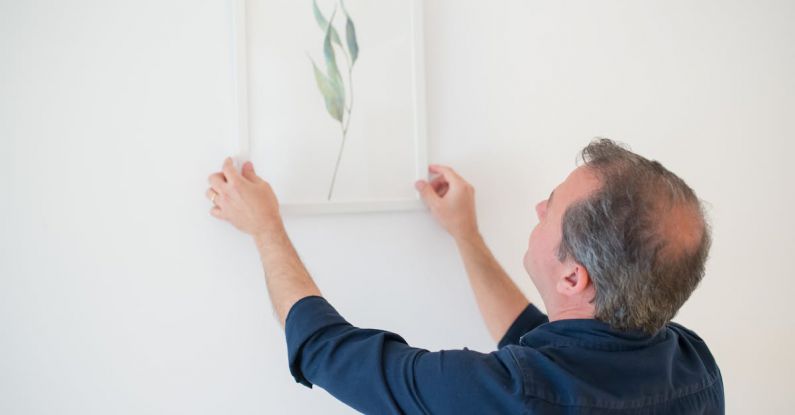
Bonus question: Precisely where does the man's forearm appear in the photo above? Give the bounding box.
[254,223,322,328]
[454,232,529,343]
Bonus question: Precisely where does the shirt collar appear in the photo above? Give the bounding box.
[519,318,668,351]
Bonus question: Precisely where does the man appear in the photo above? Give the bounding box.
[206,139,724,414]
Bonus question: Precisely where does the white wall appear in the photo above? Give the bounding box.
[2,1,793,413]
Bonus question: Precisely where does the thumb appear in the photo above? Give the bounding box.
[222,157,242,183]
[415,180,439,208]
[241,161,259,182]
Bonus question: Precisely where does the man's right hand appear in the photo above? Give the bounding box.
[414,164,479,241]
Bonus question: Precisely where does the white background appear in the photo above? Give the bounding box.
[2,1,793,413]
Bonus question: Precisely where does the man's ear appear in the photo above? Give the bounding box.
[556,261,591,297]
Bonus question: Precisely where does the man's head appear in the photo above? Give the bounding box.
[523,138,712,334]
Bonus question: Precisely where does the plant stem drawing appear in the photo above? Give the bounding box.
[309,0,359,201]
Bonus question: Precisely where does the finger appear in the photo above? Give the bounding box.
[241,161,260,182]
[429,174,446,184]
[208,172,227,192]
[432,180,449,196]
[222,157,243,185]
[415,180,440,208]
[206,188,224,205]
[430,175,447,190]
[426,171,451,197]
[210,206,223,219]
[428,164,463,185]
[205,188,217,202]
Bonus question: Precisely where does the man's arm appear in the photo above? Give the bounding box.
[453,231,531,343]
[415,164,534,343]
[207,157,320,326]
[254,223,321,327]
[284,295,525,414]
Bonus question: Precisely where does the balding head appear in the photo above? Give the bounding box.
[557,138,712,334]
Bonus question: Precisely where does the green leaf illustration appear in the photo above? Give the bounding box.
[312,0,342,48]
[311,59,344,122]
[307,0,360,201]
[322,10,346,120]
[341,0,358,64]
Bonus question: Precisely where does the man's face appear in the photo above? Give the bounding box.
[523,166,601,297]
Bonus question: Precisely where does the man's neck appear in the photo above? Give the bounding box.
[545,299,595,322]
[548,308,594,322]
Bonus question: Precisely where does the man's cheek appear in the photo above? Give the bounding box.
[523,239,536,276]
[525,232,537,264]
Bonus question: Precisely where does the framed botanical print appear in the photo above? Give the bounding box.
[231,0,428,215]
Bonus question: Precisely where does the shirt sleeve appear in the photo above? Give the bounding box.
[496,303,549,349]
[284,296,525,415]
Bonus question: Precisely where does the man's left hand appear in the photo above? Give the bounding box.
[206,157,283,237]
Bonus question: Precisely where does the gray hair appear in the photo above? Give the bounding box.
[557,138,712,334]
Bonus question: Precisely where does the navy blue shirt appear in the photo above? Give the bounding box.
[285,296,724,414]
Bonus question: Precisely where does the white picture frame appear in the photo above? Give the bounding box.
[231,0,428,216]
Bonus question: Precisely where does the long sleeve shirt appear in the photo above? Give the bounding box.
[284,295,724,414]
